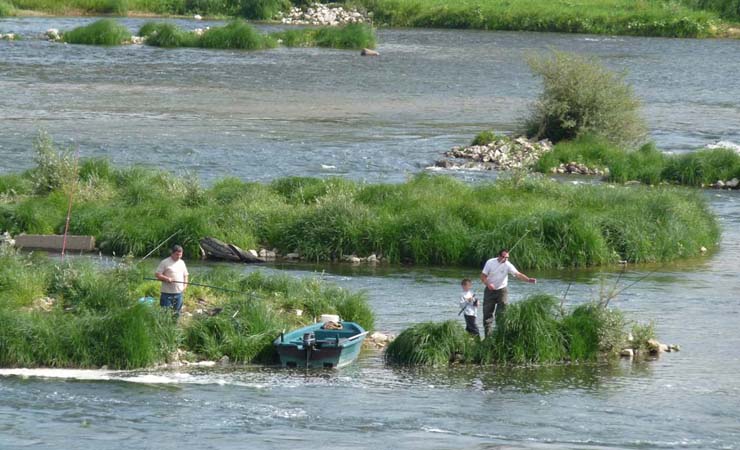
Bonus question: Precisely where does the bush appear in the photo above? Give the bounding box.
[525,51,646,145]
[0,0,16,16]
[62,19,132,45]
[313,23,376,50]
[471,130,502,146]
[385,320,474,366]
[273,23,377,50]
[386,295,639,366]
[142,22,199,47]
[686,0,740,19]
[235,0,289,20]
[199,19,276,50]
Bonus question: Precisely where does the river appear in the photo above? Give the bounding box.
[1,17,739,450]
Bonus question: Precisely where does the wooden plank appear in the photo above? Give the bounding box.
[14,234,96,252]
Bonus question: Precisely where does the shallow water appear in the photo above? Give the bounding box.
[1,17,740,450]
[1,18,740,183]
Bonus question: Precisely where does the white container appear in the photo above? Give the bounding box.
[320,314,340,323]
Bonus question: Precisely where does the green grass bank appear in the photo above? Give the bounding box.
[385,294,657,366]
[0,134,720,270]
[0,248,374,368]
[535,135,740,186]
[3,0,739,38]
[357,0,734,37]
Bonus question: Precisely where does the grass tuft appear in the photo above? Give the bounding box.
[62,18,132,45]
[387,294,642,366]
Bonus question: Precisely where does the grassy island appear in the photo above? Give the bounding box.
[386,294,658,366]
[2,0,739,38]
[0,248,373,369]
[0,134,720,270]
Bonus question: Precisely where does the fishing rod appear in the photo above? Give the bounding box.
[457,228,535,316]
[144,278,246,294]
[138,230,182,263]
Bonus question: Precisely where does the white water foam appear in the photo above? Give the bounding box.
[705,140,740,153]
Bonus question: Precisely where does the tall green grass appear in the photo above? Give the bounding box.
[0,250,374,368]
[386,294,634,366]
[2,136,720,269]
[684,0,740,20]
[62,19,132,45]
[140,20,371,50]
[0,0,16,16]
[274,23,376,49]
[536,134,740,187]
[358,0,722,37]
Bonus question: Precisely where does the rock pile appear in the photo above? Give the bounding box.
[551,161,608,176]
[278,3,367,26]
[710,178,739,189]
[436,136,553,171]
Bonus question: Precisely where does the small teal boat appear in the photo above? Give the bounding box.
[274,322,367,369]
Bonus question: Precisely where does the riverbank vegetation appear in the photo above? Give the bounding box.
[62,18,132,45]
[57,19,375,50]
[358,0,730,37]
[4,0,739,37]
[385,294,656,366]
[0,133,719,269]
[536,135,740,186]
[273,22,376,49]
[0,248,373,368]
[525,51,646,146]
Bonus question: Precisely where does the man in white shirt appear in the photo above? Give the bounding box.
[480,248,536,336]
[155,244,189,317]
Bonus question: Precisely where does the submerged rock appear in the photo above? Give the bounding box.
[361,48,379,56]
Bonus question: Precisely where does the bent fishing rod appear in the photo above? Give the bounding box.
[144,277,246,294]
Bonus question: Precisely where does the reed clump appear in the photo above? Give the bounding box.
[536,134,740,187]
[62,18,132,45]
[0,0,16,16]
[358,0,721,37]
[0,135,720,269]
[0,250,374,368]
[385,294,637,366]
[274,23,376,49]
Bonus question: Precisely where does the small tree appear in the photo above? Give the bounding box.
[525,51,647,145]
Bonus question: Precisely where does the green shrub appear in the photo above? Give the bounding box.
[471,130,502,146]
[199,19,276,50]
[386,295,636,366]
[686,0,740,19]
[142,22,199,47]
[525,51,646,145]
[662,147,740,186]
[273,23,376,50]
[385,320,474,366]
[235,0,289,19]
[62,19,132,45]
[0,0,16,16]
[313,23,376,49]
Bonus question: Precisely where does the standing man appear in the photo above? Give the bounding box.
[155,244,189,317]
[480,248,536,336]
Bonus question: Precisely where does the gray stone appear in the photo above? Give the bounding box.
[285,252,300,260]
[726,178,739,188]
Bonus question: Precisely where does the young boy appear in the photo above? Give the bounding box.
[458,278,480,337]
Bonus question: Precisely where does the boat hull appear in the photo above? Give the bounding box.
[273,322,366,369]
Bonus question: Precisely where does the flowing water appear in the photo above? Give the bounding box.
[1,17,739,450]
